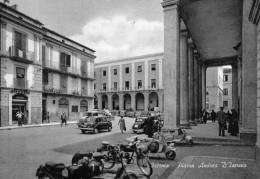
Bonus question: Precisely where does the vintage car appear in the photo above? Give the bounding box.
[132,117,147,133]
[78,116,112,134]
[132,115,164,134]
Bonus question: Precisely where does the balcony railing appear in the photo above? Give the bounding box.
[13,78,28,89]
[9,46,34,63]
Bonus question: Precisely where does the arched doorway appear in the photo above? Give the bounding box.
[102,94,108,109]
[94,95,98,109]
[123,94,131,110]
[112,94,119,110]
[136,93,145,111]
[149,92,159,111]
[12,94,28,125]
[58,97,69,117]
[80,100,88,112]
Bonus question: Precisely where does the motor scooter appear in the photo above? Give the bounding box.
[172,128,193,145]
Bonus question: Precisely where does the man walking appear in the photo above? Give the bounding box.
[60,112,67,127]
[211,110,216,122]
[217,107,226,136]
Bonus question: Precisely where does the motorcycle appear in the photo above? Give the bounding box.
[172,128,193,145]
[36,152,104,179]
[147,132,177,160]
[98,138,153,177]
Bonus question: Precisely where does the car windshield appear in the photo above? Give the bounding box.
[136,118,145,122]
[85,117,96,122]
[84,112,98,117]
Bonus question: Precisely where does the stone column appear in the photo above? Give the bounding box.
[144,92,149,111]
[193,51,199,122]
[198,61,202,118]
[180,31,189,126]
[232,63,238,111]
[131,92,136,111]
[240,0,257,143]
[159,91,164,112]
[107,94,112,111]
[188,39,195,123]
[119,93,124,111]
[201,64,207,110]
[97,94,102,110]
[161,0,180,128]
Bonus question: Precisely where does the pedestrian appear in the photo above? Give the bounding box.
[217,107,226,136]
[60,112,67,127]
[211,110,216,122]
[47,112,50,123]
[226,110,233,134]
[16,110,23,126]
[118,116,126,134]
[202,109,208,124]
[231,109,239,136]
[23,110,28,125]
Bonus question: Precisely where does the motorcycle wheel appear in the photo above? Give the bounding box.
[38,174,52,179]
[165,150,176,160]
[102,153,115,169]
[136,155,153,177]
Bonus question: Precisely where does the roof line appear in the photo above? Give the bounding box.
[95,52,164,65]
[43,27,96,53]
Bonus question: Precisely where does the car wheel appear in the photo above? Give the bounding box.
[108,126,112,132]
[81,130,85,134]
[94,128,99,134]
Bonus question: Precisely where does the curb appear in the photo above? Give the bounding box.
[0,121,77,130]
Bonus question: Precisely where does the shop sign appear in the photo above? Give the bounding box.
[11,89,29,95]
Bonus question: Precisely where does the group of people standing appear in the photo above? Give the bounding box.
[216,107,239,137]
[16,110,28,126]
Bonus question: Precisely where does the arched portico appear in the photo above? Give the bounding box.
[149,92,159,111]
[112,94,119,110]
[101,94,108,109]
[136,93,145,111]
[123,94,131,110]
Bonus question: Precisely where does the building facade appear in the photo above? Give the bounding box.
[206,67,224,112]
[94,53,164,112]
[222,67,233,110]
[0,3,95,126]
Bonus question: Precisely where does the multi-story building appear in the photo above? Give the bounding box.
[0,3,95,126]
[222,67,232,110]
[206,67,224,112]
[94,53,164,112]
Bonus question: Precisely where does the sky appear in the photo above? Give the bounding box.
[8,0,164,62]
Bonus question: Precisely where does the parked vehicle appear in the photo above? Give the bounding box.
[78,116,112,134]
[133,115,163,135]
[132,117,147,134]
[142,131,176,160]
[172,128,193,145]
[35,157,99,179]
[98,138,153,177]
[114,151,139,179]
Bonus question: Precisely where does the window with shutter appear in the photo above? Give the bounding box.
[66,54,71,67]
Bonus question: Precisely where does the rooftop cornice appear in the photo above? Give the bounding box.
[161,0,179,8]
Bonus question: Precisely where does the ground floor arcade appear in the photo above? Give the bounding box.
[94,90,164,112]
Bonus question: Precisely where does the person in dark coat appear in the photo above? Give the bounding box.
[144,117,155,138]
[217,107,226,136]
[211,110,216,122]
[231,109,239,136]
[60,112,67,127]
[202,109,208,124]
[226,110,233,134]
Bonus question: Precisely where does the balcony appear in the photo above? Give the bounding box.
[9,46,34,64]
[13,78,28,89]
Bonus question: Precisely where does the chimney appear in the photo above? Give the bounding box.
[10,4,17,10]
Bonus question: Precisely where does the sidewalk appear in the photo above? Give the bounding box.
[168,156,259,179]
[0,121,77,130]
